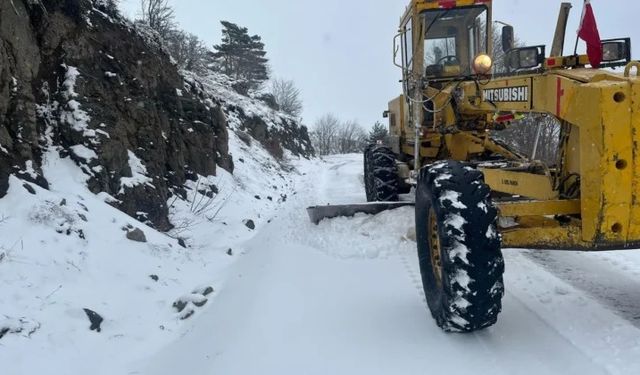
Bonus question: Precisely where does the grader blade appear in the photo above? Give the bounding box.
[307,202,414,225]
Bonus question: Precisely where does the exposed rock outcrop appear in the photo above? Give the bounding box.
[0,0,314,231]
[0,0,231,230]
[183,72,314,161]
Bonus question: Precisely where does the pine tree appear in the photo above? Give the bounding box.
[244,35,269,86]
[369,121,389,144]
[213,21,269,90]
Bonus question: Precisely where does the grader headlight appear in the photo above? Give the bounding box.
[473,54,493,75]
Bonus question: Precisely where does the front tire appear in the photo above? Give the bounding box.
[364,145,399,202]
[415,161,504,332]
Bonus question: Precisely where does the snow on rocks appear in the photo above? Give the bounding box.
[183,71,293,132]
[181,70,313,159]
[0,318,40,340]
[62,65,81,99]
[60,65,95,139]
[28,198,86,239]
[70,144,98,162]
[119,151,154,194]
[22,160,39,180]
[173,286,215,320]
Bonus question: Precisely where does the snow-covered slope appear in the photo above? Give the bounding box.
[183,70,314,159]
[0,123,303,374]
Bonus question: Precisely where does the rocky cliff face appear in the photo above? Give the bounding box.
[183,71,314,160]
[0,0,312,231]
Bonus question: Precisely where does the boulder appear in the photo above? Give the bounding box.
[126,228,147,243]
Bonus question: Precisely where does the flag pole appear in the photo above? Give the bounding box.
[574,0,586,55]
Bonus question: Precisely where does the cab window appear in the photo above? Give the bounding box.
[422,6,488,78]
[405,18,414,68]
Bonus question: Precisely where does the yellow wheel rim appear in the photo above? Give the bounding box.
[428,208,443,288]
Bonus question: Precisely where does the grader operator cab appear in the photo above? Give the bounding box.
[307,0,639,332]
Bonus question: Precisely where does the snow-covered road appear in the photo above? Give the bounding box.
[137,154,640,375]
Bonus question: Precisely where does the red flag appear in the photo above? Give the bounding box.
[578,0,602,68]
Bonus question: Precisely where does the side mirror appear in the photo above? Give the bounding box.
[601,38,631,64]
[501,26,514,53]
[505,46,545,71]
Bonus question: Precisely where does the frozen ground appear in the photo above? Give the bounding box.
[4,154,640,374]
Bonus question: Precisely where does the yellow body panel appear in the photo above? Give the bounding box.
[497,200,580,217]
[630,81,640,241]
[482,169,558,200]
[501,223,586,250]
[392,70,640,249]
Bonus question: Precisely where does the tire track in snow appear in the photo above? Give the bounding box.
[525,250,640,328]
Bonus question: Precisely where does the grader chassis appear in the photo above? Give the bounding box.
[308,0,639,332]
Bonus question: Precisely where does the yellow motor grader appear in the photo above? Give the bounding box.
[308,0,639,332]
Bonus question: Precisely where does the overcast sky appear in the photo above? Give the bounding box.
[120,0,639,130]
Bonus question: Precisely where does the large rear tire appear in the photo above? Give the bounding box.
[364,145,399,202]
[415,161,504,332]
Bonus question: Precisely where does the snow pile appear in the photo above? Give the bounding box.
[302,207,416,260]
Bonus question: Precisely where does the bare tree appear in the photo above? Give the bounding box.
[490,24,524,74]
[488,28,559,163]
[270,78,303,118]
[312,114,340,156]
[139,0,175,39]
[495,115,560,164]
[312,115,369,155]
[336,120,367,154]
[166,30,208,73]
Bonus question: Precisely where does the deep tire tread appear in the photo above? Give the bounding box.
[364,145,399,202]
[415,161,505,332]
